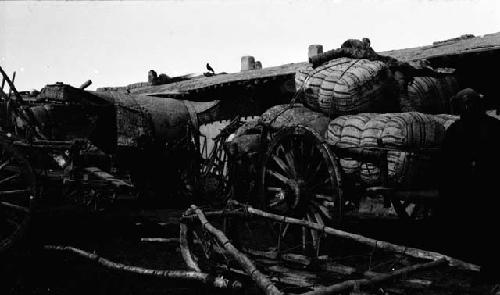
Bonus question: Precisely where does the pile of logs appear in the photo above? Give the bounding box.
[178,201,478,294]
[44,201,479,294]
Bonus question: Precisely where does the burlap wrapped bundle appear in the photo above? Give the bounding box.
[326,112,450,188]
[401,76,459,114]
[432,113,459,130]
[295,58,397,117]
[325,113,377,175]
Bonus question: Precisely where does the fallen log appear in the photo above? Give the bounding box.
[179,213,201,272]
[303,258,447,295]
[43,245,241,289]
[228,201,478,272]
[190,205,283,295]
[83,167,134,192]
[140,238,179,243]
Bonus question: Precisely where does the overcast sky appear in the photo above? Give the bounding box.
[1,0,499,91]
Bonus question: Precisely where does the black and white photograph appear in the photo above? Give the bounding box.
[1,0,500,294]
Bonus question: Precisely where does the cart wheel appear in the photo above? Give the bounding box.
[0,139,36,253]
[257,125,343,253]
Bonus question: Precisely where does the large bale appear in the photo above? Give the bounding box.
[432,113,459,130]
[295,58,397,117]
[401,76,459,113]
[325,113,377,175]
[326,112,449,187]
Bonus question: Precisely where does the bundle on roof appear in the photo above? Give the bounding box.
[326,112,451,188]
[295,58,398,117]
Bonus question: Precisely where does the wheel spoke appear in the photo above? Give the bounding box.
[0,188,30,199]
[266,169,290,185]
[269,196,286,208]
[290,137,303,176]
[280,223,290,240]
[314,193,334,202]
[266,187,283,192]
[310,205,325,227]
[276,144,286,159]
[308,176,331,193]
[306,161,323,183]
[312,200,332,220]
[0,173,20,186]
[0,159,12,171]
[306,213,319,249]
[1,201,29,213]
[284,150,297,178]
[271,155,290,177]
[0,140,35,254]
[301,225,307,252]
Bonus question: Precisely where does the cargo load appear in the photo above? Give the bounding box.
[326,112,451,187]
[295,58,398,117]
[401,76,460,114]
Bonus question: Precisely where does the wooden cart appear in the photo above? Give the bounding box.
[251,122,442,253]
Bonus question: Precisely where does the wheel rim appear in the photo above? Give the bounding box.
[0,139,35,253]
[258,126,343,253]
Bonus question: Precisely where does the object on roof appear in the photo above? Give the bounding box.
[98,32,500,103]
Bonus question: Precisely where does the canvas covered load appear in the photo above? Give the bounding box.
[295,58,398,117]
[325,112,452,188]
[229,104,331,155]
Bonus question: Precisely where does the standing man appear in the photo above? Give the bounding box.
[438,88,500,286]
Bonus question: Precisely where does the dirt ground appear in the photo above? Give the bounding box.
[1,198,495,295]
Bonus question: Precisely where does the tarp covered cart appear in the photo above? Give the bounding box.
[0,66,225,253]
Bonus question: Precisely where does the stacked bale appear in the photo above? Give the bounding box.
[401,76,460,114]
[326,113,377,175]
[432,113,459,130]
[326,112,450,188]
[295,58,398,117]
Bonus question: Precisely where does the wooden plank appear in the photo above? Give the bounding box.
[303,258,447,295]
[225,201,480,271]
[83,167,133,191]
[43,245,241,289]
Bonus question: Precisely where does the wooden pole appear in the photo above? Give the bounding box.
[192,201,479,272]
[303,258,447,295]
[0,67,22,102]
[190,205,283,295]
[43,245,241,289]
[179,216,201,272]
[241,203,478,271]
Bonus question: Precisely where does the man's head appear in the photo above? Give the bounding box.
[450,88,485,119]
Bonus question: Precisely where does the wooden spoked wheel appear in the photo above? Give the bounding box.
[0,139,35,253]
[257,126,343,254]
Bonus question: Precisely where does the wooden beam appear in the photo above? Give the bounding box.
[43,245,242,289]
[189,205,283,295]
[303,258,447,295]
